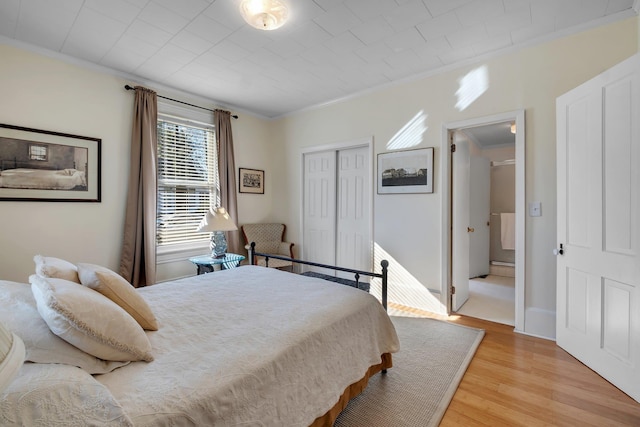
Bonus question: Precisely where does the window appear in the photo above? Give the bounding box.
[29,144,48,161]
[156,115,218,251]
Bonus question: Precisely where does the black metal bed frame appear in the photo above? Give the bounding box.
[248,242,389,311]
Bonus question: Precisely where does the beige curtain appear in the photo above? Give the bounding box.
[120,87,157,287]
[215,109,241,254]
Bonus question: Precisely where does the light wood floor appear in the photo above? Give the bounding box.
[390,304,640,426]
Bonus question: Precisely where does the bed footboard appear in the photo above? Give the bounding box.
[248,242,389,311]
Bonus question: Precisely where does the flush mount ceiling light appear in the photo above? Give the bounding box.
[240,0,289,31]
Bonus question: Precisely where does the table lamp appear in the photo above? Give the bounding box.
[0,321,25,393]
[196,207,238,258]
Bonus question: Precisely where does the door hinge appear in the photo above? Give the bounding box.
[451,143,456,153]
[451,285,456,295]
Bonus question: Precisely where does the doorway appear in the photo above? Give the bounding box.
[457,126,516,326]
[441,111,525,333]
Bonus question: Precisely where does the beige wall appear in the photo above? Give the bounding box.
[0,44,273,283]
[270,17,638,338]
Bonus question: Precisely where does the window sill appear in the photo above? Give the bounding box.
[157,243,210,264]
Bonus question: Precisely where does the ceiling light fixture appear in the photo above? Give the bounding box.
[510,123,516,134]
[239,0,289,31]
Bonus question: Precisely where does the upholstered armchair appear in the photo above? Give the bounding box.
[241,223,294,270]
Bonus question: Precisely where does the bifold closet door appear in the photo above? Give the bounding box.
[336,146,370,279]
[303,150,337,274]
[303,146,370,276]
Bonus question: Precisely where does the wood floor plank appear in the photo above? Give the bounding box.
[411,313,640,426]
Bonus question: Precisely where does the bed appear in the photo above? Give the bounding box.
[0,255,399,426]
[0,159,87,190]
[0,167,86,190]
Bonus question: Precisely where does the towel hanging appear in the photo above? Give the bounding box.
[500,213,516,250]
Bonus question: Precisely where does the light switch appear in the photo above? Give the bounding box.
[529,201,541,217]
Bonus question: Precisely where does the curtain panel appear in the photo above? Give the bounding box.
[214,109,241,254]
[120,87,158,287]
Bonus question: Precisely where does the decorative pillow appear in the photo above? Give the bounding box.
[77,263,158,331]
[0,280,129,374]
[34,255,79,283]
[0,363,133,426]
[30,275,154,362]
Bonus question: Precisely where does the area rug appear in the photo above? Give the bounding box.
[334,316,484,427]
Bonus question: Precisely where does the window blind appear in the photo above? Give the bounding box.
[157,118,218,247]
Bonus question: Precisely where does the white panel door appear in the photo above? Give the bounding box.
[336,146,370,279]
[303,150,336,274]
[468,156,491,278]
[557,54,640,401]
[452,135,470,311]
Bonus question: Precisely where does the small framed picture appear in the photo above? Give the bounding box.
[377,147,434,194]
[239,167,264,194]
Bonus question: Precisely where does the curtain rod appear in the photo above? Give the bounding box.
[124,85,238,119]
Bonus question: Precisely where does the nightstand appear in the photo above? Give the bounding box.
[189,253,245,275]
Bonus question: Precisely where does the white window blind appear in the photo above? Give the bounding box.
[157,117,218,248]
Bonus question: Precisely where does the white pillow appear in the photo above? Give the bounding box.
[30,275,154,362]
[34,255,79,283]
[77,263,158,331]
[0,363,133,426]
[0,280,129,374]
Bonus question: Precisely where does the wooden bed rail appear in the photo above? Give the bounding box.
[248,242,389,311]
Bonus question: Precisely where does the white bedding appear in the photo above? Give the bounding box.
[96,265,399,426]
[0,168,85,189]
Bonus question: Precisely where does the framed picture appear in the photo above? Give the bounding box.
[239,167,264,194]
[0,123,101,202]
[377,147,434,194]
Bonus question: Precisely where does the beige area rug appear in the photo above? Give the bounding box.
[334,316,484,427]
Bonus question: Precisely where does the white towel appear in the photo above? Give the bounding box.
[500,213,516,250]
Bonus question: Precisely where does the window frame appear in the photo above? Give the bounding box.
[156,101,218,264]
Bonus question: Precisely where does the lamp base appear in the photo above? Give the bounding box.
[210,231,228,258]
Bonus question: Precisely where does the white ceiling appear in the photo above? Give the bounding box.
[463,121,514,148]
[0,0,637,118]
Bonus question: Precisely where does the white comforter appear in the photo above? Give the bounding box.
[97,266,399,426]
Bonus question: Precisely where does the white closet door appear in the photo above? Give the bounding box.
[336,146,370,279]
[303,150,336,274]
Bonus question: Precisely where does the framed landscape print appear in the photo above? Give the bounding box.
[239,167,264,194]
[377,147,433,194]
[0,123,101,202]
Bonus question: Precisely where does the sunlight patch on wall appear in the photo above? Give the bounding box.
[370,243,446,315]
[455,65,488,111]
[386,110,428,150]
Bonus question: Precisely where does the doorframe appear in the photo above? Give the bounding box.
[441,110,526,333]
[299,136,375,272]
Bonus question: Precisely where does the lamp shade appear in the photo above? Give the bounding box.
[240,0,289,31]
[196,207,238,233]
[0,321,25,393]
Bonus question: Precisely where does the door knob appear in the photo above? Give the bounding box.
[467,227,475,233]
[553,243,564,255]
